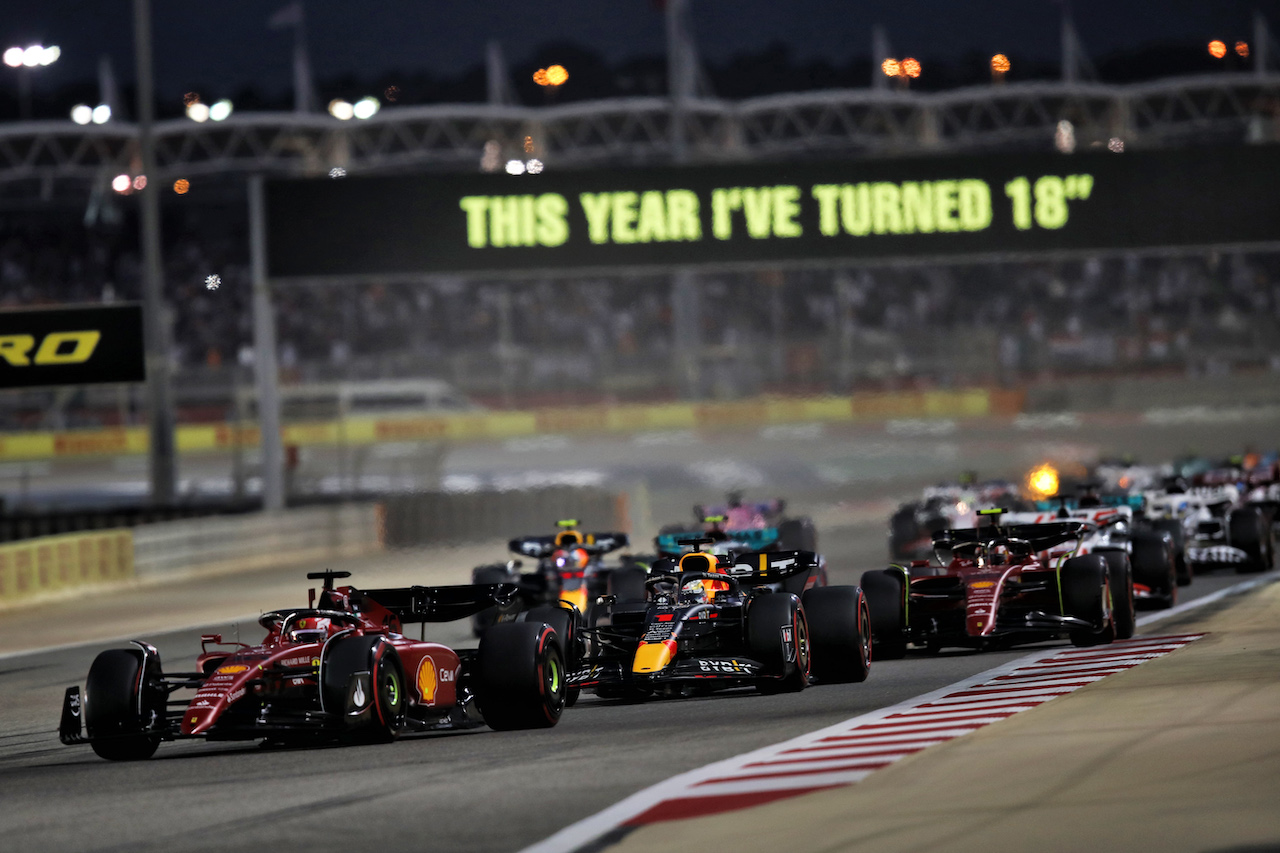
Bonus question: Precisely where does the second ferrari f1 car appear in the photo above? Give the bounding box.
[861,509,1135,657]
[59,570,570,761]
[568,537,871,698]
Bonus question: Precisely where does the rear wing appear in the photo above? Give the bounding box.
[934,521,1087,553]
[722,550,819,584]
[359,583,518,624]
[655,527,779,556]
[509,532,629,558]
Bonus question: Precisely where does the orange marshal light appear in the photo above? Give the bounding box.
[901,57,921,78]
[1208,40,1227,59]
[173,178,190,195]
[990,54,1011,74]
[544,64,569,86]
[880,58,901,77]
[1235,41,1249,58]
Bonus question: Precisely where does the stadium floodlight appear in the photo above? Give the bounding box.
[70,103,93,125]
[186,101,210,122]
[353,96,380,119]
[37,45,60,65]
[111,174,131,193]
[2,47,21,68]
[209,99,233,121]
[91,104,111,124]
[505,159,526,175]
[328,98,354,120]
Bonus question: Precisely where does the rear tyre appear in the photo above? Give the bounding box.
[85,649,161,761]
[859,569,907,659]
[1229,508,1271,573]
[1061,554,1115,647]
[747,593,809,694]
[778,517,817,552]
[1153,519,1192,586]
[1096,551,1136,639]
[476,622,566,730]
[471,564,516,637]
[525,604,581,707]
[802,586,871,683]
[1131,531,1177,609]
[607,566,648,604]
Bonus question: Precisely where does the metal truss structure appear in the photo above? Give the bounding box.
[0,72,1276,189]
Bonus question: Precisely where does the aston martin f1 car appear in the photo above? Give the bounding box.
[59,571,569,761]
[861,510,1131,657]
[470,520,630,633]
[569,538,870,698]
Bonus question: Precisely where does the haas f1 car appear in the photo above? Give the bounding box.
[569,538,870,699]
[861,510,1135,657]
[59,571,569,761]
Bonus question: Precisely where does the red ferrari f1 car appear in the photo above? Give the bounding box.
[58,571,569,760]
[861,510,1134,657]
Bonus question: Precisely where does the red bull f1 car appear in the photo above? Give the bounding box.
[570,538,871,698]
[861,510,1133,657]
[58,570,568,761]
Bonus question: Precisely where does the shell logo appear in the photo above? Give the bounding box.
[216,665,249,674]
[417,656,438,706]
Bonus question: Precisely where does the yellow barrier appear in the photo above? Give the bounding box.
[0,388,1025,462]
[0,530,134,603]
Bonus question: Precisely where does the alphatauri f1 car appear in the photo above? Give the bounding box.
[59,571,568,760]
[570,538,870,698]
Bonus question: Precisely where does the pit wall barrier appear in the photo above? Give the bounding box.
[0,388,1024,462]
[0,529,133,604]
[131,503,381,580]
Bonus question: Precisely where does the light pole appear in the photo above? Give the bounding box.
[3,44,60,119]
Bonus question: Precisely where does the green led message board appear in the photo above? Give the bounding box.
[266,145,1280,279]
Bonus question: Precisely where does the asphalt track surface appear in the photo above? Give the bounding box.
[0,526,1253,853]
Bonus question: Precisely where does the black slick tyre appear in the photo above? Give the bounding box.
[1096,551,1136,640]
[802,586,871,684]
[525,604,581,707]
[323,636,405,742]
[747,593,809,694]
[607,565,648,604]
[1130,531,1177,609]
[859,569,907,659]
[1229,508,1270,573]
[471,564,516,637]
[1061,554,1116,647]
[476,621,566,730]
[85,648,162,761]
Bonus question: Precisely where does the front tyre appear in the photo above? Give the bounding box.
[1097,551,1136,640]
[476,622,567,730]
[859,569,907,659]
[802,585,871,684]
[1062,554,1116,647]
[85,648,161,761]
[747,593,809,694]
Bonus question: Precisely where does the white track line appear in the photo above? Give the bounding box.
[520,571,1278,853]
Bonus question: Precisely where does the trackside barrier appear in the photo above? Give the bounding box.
[0,530,133,603]
[131,503,381,580]
[381,487,627,548]
[0,388,1025,462]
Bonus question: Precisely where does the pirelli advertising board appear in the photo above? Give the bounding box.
[0,304,145,389]
[266,145,1280,278]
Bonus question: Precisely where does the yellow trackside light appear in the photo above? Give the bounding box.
[990,53,1011,74]
[1208,40,1227,59]
[1026,463,1060,500]
[881,58,901,77]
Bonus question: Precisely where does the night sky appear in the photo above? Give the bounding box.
[0,0,1269,102]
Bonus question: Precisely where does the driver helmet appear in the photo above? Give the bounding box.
[288,616,335,644]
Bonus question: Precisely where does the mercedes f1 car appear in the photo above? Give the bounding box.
[59,571,569,761]
[469,520,630,633]
[568,538,870,698]
[861,510,1133,657]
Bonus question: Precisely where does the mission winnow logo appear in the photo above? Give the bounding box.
[0,304,145,389]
